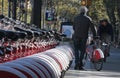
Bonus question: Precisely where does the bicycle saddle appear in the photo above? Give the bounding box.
[14,27,34,39]
[31,28,46,38]
[33,31,40,38]
[14,32,27,40]
[4,30,19,41]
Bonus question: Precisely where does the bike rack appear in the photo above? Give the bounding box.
[0,16,74,78]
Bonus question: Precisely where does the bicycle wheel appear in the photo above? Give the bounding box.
[93,59,103,71]
[82,53,87,66]
[104,45,110,62]
[104,51,107,62]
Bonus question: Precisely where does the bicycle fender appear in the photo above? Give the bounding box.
[93,49,104,60]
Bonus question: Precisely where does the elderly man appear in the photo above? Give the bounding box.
[73,6,96,70]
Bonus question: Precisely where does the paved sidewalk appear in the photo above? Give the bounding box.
[64,47,120,78]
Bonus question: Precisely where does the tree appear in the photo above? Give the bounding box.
[31,0,42,28]
[12,0,17,20]
[103,0,116,25]
[116,0,120,21]
[89,0,105,23]
[103,0,120,43]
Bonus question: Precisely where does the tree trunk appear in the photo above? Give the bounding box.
[103,0,117,42]
[103,0,116,25]
[24,0,28,23]
[12,0,17,20]
[8,0,11,18]
[2,0,4,14]
[116,0,120,21]
[31,0,42,28]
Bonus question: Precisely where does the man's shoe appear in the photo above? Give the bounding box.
[79,67,85,70]
[74,64,80,70]
[74,66,79,70]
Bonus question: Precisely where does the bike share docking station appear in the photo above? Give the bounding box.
[0,16,74,78]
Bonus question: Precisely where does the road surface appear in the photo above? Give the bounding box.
[64,47,120,78]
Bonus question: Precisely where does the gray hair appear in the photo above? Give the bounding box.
[80,6,88,14]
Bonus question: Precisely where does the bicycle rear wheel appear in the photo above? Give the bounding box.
[93,59,103,71]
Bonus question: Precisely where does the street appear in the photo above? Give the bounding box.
[64,47,120,78]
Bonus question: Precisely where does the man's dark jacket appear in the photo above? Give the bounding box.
[73,13,96,41]
[97,23,114,41]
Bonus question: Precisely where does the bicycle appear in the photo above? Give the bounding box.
[83,37,104,71]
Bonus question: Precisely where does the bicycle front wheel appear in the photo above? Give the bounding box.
[93,59,103,71]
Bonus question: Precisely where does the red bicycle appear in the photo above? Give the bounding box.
[83,37,104,71]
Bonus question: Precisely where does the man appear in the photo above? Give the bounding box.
[73,6,96,70]
[97,19,113,58]
[98,19,113,42]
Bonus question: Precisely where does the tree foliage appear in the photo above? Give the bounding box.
[0,0,8,15]
[52,0,120,41]
[51,0,119,25]
[89,0,108,24]
[52,0,80,21]
[0,0,120,26]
